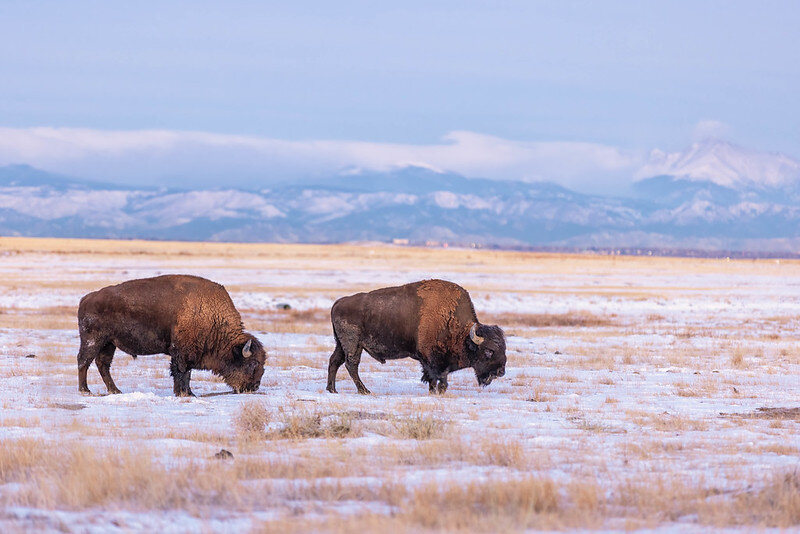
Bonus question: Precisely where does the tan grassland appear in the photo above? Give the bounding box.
[1,237,800,531]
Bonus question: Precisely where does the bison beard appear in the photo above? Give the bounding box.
[76,275,267,396]
[326,279,507,394]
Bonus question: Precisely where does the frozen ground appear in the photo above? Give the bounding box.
[1,239,800,532]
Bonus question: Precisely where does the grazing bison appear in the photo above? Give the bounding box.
[327,279,506,394]
[77,275,266,397]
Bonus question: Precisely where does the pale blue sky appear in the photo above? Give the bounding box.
[0,1,798,188]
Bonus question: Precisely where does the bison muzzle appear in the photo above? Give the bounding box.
[326,279,506,394]
[76,274,267,397]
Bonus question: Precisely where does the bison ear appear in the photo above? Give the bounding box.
[242,339,253,358]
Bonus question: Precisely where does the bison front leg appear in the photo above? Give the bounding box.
[170,358,195,397]
[436,373,448,394]
[421,365,448,394]
[421,366,437,393]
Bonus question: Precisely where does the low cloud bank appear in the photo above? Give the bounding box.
[0,127,642,192]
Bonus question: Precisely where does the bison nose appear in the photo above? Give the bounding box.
[497,368,505,377]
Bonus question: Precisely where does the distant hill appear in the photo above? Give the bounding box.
[1,140,800,255]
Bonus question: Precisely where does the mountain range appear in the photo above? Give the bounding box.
[1,140,799,255]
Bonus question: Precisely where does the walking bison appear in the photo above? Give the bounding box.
[327,279,506,394]
[77,275,266,396]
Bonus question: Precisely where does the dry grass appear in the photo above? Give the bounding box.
[405,477,561,531]
[233,400,270,441]
[487,310,617,329]
[235,452,359,480]
[650,413,710,432]
[477,436,529,468]
[0,439,243,510]
[614,472,800,528]
[273,407,357,439]
[526,384,556,402]
[391,413,450,440]
[731,344,746,368]
[0,439,46,480]
[243,307,330,335]
[0,306,76,330]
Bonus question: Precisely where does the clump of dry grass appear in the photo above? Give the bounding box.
[486,310,616,328]
[730,344,746,368]
[728,471,800,527]
[243,307,330,335]
[253,514,403,534]
[277,409,324,439]
[0,438,46,481]
[275,407,356,439]
[478,437,528,468]
[613,471,800,528]
[0,305,76,330]
[0,440,243,510]
[391,413,450,440]
[233,400,270,441]
[526,385,555,403]
[405,477,560,531]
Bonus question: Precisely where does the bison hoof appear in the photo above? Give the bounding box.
[108,387,122,395]
[79,388,92,396]
[357,388,372,395]
[326,386,338,394]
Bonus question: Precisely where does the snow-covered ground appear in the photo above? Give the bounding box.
[1,241,799,532]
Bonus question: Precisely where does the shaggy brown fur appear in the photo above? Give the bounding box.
[77,275,266,396]
[327,279,506,395]
[416,279,477,369]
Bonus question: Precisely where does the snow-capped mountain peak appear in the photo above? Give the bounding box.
[636,140,800,190]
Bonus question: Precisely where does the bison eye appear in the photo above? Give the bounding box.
[484,350,494,358]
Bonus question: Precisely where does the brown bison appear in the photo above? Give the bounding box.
[77,275,266,397]
[327,279,506,394]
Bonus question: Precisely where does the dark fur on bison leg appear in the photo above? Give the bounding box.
[345,347,371,395]
[326,342,346,393]
[95,342,121,394]
[170,359,195,397]
[436,375,448,394]
[78,363,92,395]
[173,370,195,397]
[77,339,99,395]
[421,367,437,393]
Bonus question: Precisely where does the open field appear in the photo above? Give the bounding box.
[1,237,800,532]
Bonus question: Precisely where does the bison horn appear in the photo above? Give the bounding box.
[242,339,253,358]
[469,323,484,346]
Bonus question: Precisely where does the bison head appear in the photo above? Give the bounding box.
[222,336,267,393]
[466,323,506,387]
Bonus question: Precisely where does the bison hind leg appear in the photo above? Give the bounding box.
[344,346,371,395]
[77,338,100,395]
[95,342,122,395]
[326,342,346,393]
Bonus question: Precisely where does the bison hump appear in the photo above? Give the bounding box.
[415,280,471,356]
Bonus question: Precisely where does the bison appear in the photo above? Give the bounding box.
[327,279,506,394]
[77,275,266,397]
